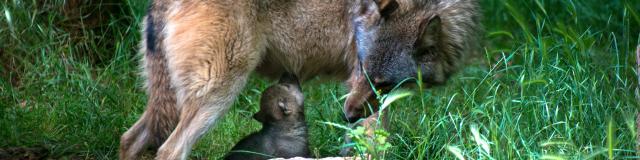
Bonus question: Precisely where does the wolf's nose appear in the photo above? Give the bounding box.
[343,110,363,123]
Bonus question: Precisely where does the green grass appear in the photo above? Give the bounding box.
[1,0,639,159]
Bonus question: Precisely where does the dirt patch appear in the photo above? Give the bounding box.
[0,147,49,160]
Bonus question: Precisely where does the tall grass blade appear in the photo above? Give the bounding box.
[607,118,614,160]
[470,124,490,155]
[446,145,466,160]
[379,90,413,111]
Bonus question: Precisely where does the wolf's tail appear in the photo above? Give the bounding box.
[120,9,178,159]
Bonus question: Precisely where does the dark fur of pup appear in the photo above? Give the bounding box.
[225,75,309,160]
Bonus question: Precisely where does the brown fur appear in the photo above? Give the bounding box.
[120,0,480,159]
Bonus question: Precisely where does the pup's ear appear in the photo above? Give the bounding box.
[419,15,442,47]
[278,101,293,115]
[253,112,267,123]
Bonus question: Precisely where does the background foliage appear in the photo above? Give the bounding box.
[1,0,639,159]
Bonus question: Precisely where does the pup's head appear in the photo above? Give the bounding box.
[344,0,479,122]
[254,74,305,123]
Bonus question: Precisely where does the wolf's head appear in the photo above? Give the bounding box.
[344,0,479,122]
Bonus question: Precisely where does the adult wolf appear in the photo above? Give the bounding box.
[119,0,479,159]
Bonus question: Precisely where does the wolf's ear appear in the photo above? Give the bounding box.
[419,15,442,47]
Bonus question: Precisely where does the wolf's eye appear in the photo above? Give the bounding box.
[413,46,430,57]
[379,0,398,17]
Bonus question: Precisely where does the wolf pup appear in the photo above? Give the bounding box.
[225,74,309,160]
[120,0,480,159]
